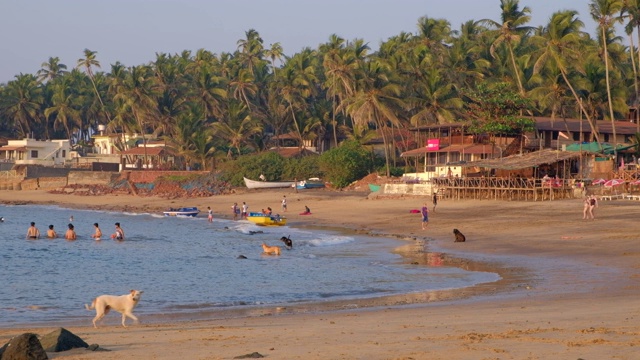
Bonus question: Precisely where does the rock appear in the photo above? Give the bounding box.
[0,333,48,360]
[86,344,110,352]
[39,328,88,352]
[233,352,264,359]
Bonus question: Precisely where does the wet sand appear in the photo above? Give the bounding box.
[1,189,639,359]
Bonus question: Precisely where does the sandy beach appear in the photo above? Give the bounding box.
[1,188,639,359]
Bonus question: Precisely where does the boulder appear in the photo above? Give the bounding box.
[0,333,48,360]
[39,328,88,353]
[233,352,264,359]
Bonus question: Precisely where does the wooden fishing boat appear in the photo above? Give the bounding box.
[246,212,287,226]
[244,177,295,189]
[295,178,325,190]
[163,207,200,217]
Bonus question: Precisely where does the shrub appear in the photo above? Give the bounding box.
[282,155,322,180]
[319,141,374,188]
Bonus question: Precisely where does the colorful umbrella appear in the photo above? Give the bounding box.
[630,179,640,185]
[604,179,625,187]
[592,178,606,185]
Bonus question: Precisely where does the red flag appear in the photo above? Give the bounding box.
[558,131,569,139]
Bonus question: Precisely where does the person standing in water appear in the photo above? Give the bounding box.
[47,225,58,238]
[91,223,102,239]
[112,222,125,240]
[26,222,40,239]
[207,207,214,222]
[65,224,77,240]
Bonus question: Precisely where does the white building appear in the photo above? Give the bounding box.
[0,138,72,166]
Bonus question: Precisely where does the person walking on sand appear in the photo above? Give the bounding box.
[588,195,598,220]
[112,222,125,240]
[432,192,438,213]
[207,206,214,222]
[421,203,429,230]
[65,223,77,240]
[47,224,57,238]
[26,222,40,239]
[91,223,102,239]
[281,195,287,212]
[582,196,591,220]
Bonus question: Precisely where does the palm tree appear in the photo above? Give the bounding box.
[236,29,266,77]
[113,65,161,167]
[532,10,602,143]
[213,100,263,156]
[37,57,68,83]
[1,74,43,137]
[44,77,82,140]
[341,60,405,176]
[191,66,227,120]
[591,0,624,150]
[621,0,640,132]
[77,49,112,123]
[321,34,356,146]
[482,0,533,95]
[264,42,284,76]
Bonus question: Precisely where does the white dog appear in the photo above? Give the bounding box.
[85,289,143,328]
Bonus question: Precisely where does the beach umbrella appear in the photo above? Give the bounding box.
[630,179,640,185]
[604,179,625,187]
[592,178,606,185]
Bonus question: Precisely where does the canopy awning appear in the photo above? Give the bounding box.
[0,146,27,151]
[401,144,495,157]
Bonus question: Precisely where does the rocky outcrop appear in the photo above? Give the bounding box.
[0,333,48,360]
[39,328,88,353]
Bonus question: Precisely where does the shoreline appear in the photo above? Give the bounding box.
[1,189,639,359]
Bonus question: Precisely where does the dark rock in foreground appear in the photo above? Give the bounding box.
[39,328,88,353]
[234,352,265,359]
[0,333,48,360]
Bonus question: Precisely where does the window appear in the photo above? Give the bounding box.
[62,150,66,158]
[30,150,38,158]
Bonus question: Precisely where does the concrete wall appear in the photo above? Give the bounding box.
[382,183,435,196]
[20,177,68,190]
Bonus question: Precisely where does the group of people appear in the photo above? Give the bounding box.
[26,221,125,240]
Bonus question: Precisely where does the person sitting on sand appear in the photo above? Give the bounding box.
[47,225,57,238]
[91,223,102,239]
[112,222,125,241]
[65,223,77,240]
[26,222,40,239]
[303,206,311,214]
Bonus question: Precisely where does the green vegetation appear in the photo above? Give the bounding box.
[319,141,375,188]
[1,0,639,173]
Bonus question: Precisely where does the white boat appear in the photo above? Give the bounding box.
[243,177,295,189]
[163,207,200,217]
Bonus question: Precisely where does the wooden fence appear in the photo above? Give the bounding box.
[431,177,576,201]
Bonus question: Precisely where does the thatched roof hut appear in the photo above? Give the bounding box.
[456,149,598,170]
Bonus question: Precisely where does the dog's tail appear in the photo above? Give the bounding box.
[84,299,96,311]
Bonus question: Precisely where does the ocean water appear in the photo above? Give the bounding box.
[0,204,500,326]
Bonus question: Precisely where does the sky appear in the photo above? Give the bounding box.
[0,0,597,84]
